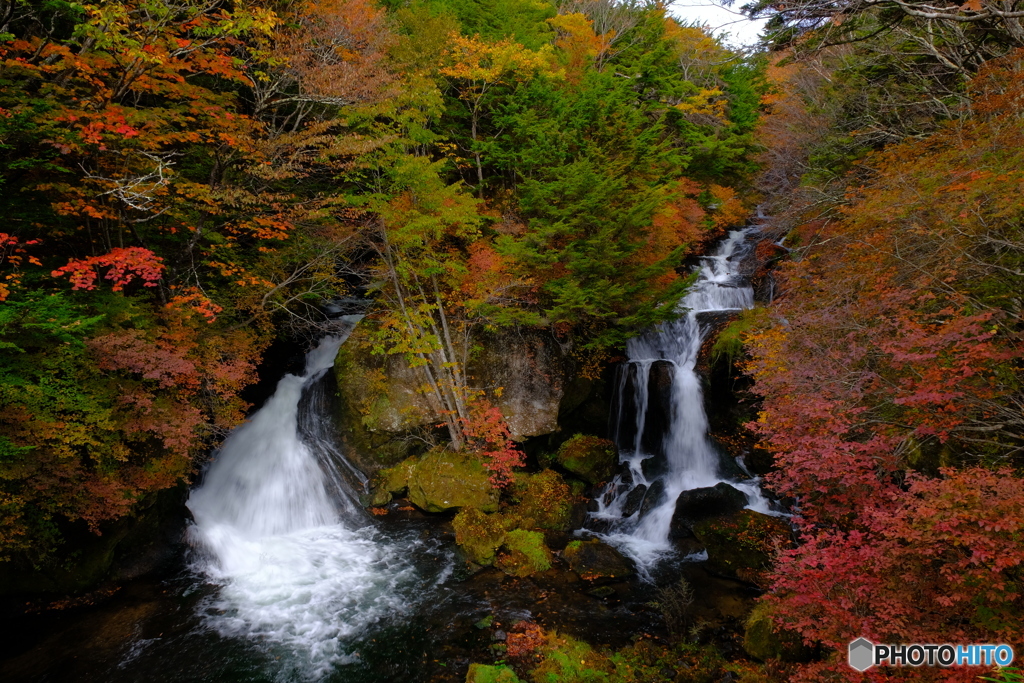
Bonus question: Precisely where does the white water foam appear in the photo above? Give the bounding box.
[187,322,426,680]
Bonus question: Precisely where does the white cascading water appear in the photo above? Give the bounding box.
[187,320,429,680]
[593,227,775,569]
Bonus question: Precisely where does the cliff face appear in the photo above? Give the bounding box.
[332,327,584,474]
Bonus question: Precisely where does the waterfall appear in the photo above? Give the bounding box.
[592,228,775,569]
[186,320,434,680]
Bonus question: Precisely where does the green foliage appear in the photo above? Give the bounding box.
[709,307,767,367]
[0,0,764,571]
[981,668,1024,683]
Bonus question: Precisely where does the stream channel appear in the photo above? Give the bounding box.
[0,226,780,683]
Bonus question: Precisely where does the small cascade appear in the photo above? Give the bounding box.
[592,227,776,570]
[187,320,435,680]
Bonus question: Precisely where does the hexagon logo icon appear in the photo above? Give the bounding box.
[849,638,875,672]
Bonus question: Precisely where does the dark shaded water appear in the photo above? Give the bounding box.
[0,525,758,683]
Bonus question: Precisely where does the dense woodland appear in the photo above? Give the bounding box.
[0,0,756,559]
[1,0,1023,680]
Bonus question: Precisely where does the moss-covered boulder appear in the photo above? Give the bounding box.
[691,510,791,586]
[453,508,510,566]
[562,539,633,580]
[368,456,419,506]
[466,663,522,683]
[555,435,617,485]
[743,601,814,662]
[404,450,500,513]
[496,529,553,577]
[332,337,436,474]
[509,469,576,531]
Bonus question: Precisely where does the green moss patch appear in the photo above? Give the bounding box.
[453,508,511,566]
[466,663,522,683]
[555,435,617,485]
[496,529,553,577]
[509,469,576,531]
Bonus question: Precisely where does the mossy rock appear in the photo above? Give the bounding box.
[496,529,553,578]
[562,539,633,580]
[453,508,510,566]
[691,510,791,586]
[532,632,614,682]
[743,601,814,662]
[369,456,419,506]
[555,435,617,485]
[509,469,576,531]
[466,663,522,683]
[332,335,435,474]
[406,450,499,513]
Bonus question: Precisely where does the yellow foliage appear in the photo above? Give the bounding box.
[675,87,728,124]
[440,34,558,88]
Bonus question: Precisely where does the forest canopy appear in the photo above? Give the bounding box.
[0,0,761,561]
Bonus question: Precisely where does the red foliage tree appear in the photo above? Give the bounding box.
[460,395,526,487]
[744,50,1024,680]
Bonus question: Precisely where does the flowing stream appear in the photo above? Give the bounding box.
[591,227,775,570]
[185,320,448,681]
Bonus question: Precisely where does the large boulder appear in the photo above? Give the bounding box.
[334,328,569,476]
[452,508,509,566]
[669,482,747,538]
[509,469,576,531]
[743,601,814,662]
[380,450,499,513]
[555,435,617,485]
[496,530,553,578]
[470,329,565,439]
[691,509,792,585]
[562,539,633,580]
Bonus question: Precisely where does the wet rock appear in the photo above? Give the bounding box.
[743,601,814,662]
[405,450,500,514]
[641,361,675,456]
[587,585,616,598]
[556,435,617,485]
[670,482,747,530]
[638,478,666,519]
[692,510,792,585]
[618,466,634,487]
[542,529,573,551]
[640,453,667,480]
[563,539,634,580]
[620,484,648,518]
